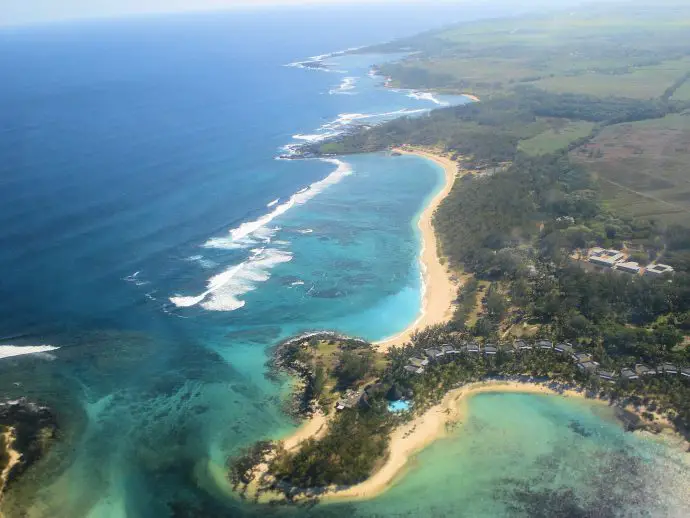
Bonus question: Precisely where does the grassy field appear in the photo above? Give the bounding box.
[672,80,690,101]
[518,120,596,155]
[528,58,690,99]
[373,3,690,99]
[571,112,690,224]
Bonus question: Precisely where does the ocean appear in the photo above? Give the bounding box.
[0,6,688,518]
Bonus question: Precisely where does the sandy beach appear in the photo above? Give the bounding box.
[319,380,600,502]
[244,380,623,504]
[375,148,466,352]
[0,427,21,512]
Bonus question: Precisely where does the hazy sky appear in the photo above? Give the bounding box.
[1,0,471,27]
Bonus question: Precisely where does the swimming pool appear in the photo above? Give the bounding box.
[388,400,411,412]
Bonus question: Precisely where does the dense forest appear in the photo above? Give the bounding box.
[309,89,689,171]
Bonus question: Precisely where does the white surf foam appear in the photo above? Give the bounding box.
[319,109,428,134]
[169,248,293,311]
[0,345,60,360]
[291,131,342,143]
[210,159,352,248]
[203,226,279,251]
[123,271,149,286]
[407,91,449,106]
[186,255,217,269]
[286,46,364,72]
[267,198,280,208]
[329,76,357,95]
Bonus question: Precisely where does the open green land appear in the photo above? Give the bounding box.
[235,3,690,500]
[571,112,690,224]
[528,58,690,99]
[519,119,596,156]
[672,80,690,101]
[372,2,690,99]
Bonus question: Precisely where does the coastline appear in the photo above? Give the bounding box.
[0,427,20,510]
[375,147,466,352]
[318,380,606,502]
[244,380,661,504]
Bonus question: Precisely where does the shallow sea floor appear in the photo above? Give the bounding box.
[345,393,690,518]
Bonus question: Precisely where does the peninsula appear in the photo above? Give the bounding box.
[229,1,690,507]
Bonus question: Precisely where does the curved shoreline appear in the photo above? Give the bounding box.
[317,381,607,502]
[244,380,631,504]
[0,427,21,513]
[375,148,466,352]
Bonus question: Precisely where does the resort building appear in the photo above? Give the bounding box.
[536,339,553,350]
[598,370,617,382]
[441,345,458,356]
[682,367,690,378]
[614,261,641,274]
[467,342,481,354]
[588,248,626,268]
[512,339,532,351]
[661,363,678,375]
[483,344,498,355]
[404,365,424,375]
[620,368,639,380]
[573,352,593,363]
[577,361,599,373]
[424,348,444,361]
[336,390,362,411]
[409,357,429,368]
[555,342,574,355]
[635,364,656,376]
[645,263,674,276]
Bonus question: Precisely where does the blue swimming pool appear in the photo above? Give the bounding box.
[388,400,411,412]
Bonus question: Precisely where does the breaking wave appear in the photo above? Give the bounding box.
[0,345,60,360]
[169,248,293,311]
[408,91,449,106]
[329,76,357,95]
[285,46,363,73]
[205,159,352,250]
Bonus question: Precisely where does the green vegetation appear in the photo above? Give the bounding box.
[269,400,393,490]
[0,426,9,475]
[232,2,690,498]
[519,120,596,156]
[672,80,690,101]
[367,2,690,99]
[272,335,383,415]
[571,112,690,224]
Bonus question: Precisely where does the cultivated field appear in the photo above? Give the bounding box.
[571,113,690,224]
[519,120,596,156]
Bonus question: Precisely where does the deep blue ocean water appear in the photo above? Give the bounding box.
[1,6,688,518]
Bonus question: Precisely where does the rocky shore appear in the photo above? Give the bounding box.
[0,399,58,504]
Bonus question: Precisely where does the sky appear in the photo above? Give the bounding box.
[0,0,483,27]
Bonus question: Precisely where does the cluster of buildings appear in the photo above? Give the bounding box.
[403,339,690,384]
[587,247,674,276]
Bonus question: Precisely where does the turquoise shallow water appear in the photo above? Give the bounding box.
[343,394,690,518]
[1,8,688,518]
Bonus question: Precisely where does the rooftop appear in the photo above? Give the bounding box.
[615,261,641,274]
[645,263,674,275]
[409,357,429,368]
[577,361,598,373]
[555,342,574,354]
[620,368,639,379]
